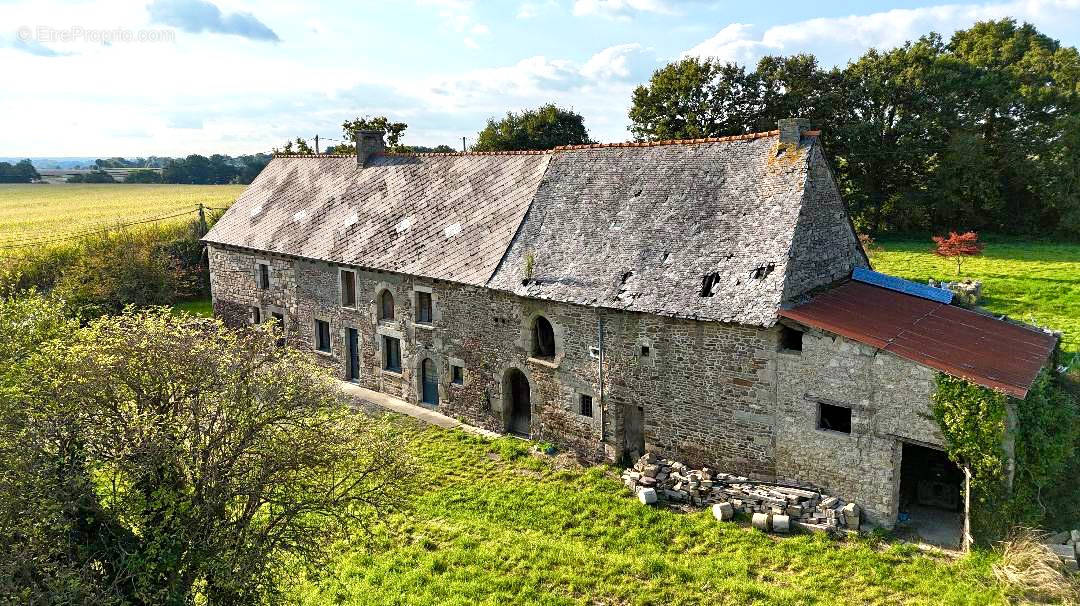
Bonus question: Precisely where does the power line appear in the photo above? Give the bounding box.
[0,207,214,250]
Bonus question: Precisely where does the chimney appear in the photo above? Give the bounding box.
[778,118,812,146]
[355,129,385,166]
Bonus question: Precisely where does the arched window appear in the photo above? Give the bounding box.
[421,358,438,405]
[532,316,555,359]
[379,289,395,321]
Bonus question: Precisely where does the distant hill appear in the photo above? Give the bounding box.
[0,157,100,170]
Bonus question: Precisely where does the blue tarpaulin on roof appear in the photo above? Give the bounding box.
[852,267,954,304]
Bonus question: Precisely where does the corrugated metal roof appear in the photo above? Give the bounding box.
[779,281,1057,398]
[852,267,954,304]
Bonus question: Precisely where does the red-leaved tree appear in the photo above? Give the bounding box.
[932,231,984,274]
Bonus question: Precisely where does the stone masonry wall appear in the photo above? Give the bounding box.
[773,327,942,527]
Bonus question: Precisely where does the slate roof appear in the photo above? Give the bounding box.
[780,281,1058,398]
[488,134,814,325]
[205,131,830,325]
[203,153,550,286]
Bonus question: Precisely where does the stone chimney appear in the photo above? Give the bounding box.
[778,118,812,146]
[355,129,385,166]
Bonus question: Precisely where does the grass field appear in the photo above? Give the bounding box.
[0,184,243,248]
[872,238,1079,355]
[284,420,1009,605]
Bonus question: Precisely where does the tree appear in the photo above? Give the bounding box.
[66,171,115,183]
[341,116,408,150]
[473,103,592,151]
[628,58,754,141]
[932,231,984,274]
[123,169,163,183]
[273,137,315,155]
[0,159,41,183]
[1,302,416,603]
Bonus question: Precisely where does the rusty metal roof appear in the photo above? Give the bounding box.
[779,281,1057,398]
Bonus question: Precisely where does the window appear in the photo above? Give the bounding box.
[532,316,555,359]
[258,263,270,290]
[817,402,852,434]
[579,394,593,417]
[340,270,356,307]
[383,336,401,373]
[379,290,395,321]
[780,326,803,352]
[250,306,261,324]
[640,345,650,357]
[451,364,464,385]
[416,291,432,324]
[315,319,331,353]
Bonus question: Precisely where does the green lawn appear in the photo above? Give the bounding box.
[872,238,1080,356]
[284,420,1008,606]
[170,299,213,317]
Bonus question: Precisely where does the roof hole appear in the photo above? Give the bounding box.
[700,272,721,297]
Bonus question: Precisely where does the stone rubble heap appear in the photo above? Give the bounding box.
[1043,529,1080,571]
[927,278,982,305]
[623,453,860,534]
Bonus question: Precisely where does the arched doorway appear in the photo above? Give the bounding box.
[421,358,438,406]
[504,369,531,437]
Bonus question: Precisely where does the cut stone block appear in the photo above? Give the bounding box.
[842,503,861,529]
[637,487,657,505]
[772,514,790,534]
[752,512,771,532]
[712,502,734,521]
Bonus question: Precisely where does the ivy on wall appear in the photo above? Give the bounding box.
[931,370,1079,543]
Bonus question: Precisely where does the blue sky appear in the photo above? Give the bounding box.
[4,0,1080,156]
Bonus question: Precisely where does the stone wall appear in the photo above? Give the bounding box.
[773,326,942,526]
[208,244,944,527]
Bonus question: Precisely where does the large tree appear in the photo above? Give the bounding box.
[0,299,415,603]
[341,115,409,150]
[473,104,592,151]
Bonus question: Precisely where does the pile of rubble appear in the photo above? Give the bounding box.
[622,453,860,534]
[1044,530,1080,571]
[928,278,982,305]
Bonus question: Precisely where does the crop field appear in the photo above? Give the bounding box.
[0,183,243,249]
[872,238,1080,356]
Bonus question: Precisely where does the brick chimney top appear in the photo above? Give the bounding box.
[355,130,385,166]
[777,118,812,145]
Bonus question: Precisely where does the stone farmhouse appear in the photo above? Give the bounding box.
[203,119,1058,529]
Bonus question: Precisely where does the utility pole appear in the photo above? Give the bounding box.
[462,136,466,152]
[314,134,320,154]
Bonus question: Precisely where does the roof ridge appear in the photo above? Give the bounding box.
[271,129,790,159]
[553,129,781,151]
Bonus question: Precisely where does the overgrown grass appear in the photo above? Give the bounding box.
[0,183,242,245]
[872,238,1080,355]
[283,418,1009,605]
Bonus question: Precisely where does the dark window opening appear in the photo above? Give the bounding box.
[817,402,852,434]
[640,345,650,357]
[251,306,261,324]
[315,319,331,353]
[579,394,593,417]
[379,290,395,321]
[341,270,356,307]
[780,326,803,352]
[258,263,270,290]
[451,365,464,385]
[750,262,776,280]
[532,316,555,359]
[699,271,721,296]
[383,336,401,373]
[416,291,432,324]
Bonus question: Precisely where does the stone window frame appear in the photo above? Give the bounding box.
[636,337,656,366]
[377,287,396,322]
[808,396,854,436]
[378,324,404,375]
[414,352,440,407]
[449,356,465,387]
[255,259,272,290]
[578,393,594,418]
[313,316,333,356]
[524,311,563,368]
[413,284,434,328]
[339,268,358,309]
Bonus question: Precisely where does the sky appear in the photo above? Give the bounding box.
[4,0,1080,157]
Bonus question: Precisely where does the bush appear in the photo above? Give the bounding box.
[0,299,417,603]
[123,169,163,183]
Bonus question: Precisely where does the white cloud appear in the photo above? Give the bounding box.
[580,43,645,79]
[517,0,559,19]
[416,0,490,47]
[572,0,677,19]
[685,0,1080,65]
